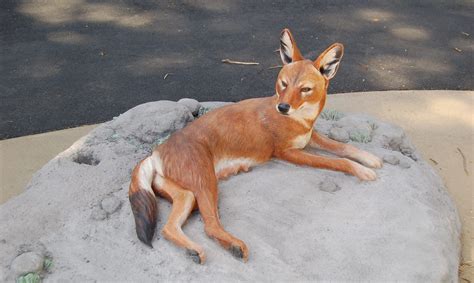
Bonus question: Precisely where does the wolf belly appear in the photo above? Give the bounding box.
[214,158,259,180]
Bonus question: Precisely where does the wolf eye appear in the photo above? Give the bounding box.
[281,81,288,88]
[301,87,312,93]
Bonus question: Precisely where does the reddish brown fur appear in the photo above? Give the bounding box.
[128,29,382,264]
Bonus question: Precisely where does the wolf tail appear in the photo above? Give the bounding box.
[128,156,157,247]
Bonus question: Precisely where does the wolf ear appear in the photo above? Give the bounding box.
[314,43,344,80]
[279,29,304,65]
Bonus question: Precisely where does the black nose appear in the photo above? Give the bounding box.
[277,103,290,114]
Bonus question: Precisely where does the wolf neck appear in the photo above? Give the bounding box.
[289,101,321,129]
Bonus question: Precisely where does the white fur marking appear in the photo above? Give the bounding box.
[151,152,163,175]
[280,31,294,64]
[151,152,164,187]
[138,156,155,193]
[352,161,377,181]
[289,102,320,128]
[215,158,258,176]
[292,130,313,149]
[349,149,383,169]
[320,47,341,79]
[325,49,337,60]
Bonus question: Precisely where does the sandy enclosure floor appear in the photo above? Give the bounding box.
[0,90,472,280]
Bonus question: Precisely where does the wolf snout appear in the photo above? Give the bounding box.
[277,103,290,114]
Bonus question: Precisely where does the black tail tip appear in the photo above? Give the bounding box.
[136,224,156,248]
[129,190,157,249]
[142,240,153,249]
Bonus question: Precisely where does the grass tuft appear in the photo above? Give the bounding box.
[43,258,53,272]
[369,122,378,131]
[320,109,344,121]
[17,273,41,283]
[349,131,371,143]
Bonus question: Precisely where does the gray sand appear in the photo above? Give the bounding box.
[0,100,460,282]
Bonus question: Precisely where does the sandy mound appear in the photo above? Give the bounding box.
[0,100,461,282]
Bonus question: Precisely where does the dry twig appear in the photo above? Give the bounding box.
[461,31,470,37]
[268,65,283,70]
[429,158,438,165]
[459,261,473,283]
[163,73,173,80]
[221,59,259,65]
[454,47,462,53]
[457,147,469,175]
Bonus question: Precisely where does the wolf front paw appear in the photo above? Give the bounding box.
[351,150,383,169]
[351,162,377,181]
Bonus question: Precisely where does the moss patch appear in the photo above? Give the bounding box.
[197,106,211,117]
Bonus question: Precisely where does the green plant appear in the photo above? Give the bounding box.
[320,109,344,121]
[369,122,378,131]
[349,131,371,143]
[17,273,41,283]
[43,258,53,272]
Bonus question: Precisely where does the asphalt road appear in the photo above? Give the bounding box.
[1,0,473,139]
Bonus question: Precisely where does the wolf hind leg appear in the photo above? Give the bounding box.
[156,177,206,264]
[193,176,249,262]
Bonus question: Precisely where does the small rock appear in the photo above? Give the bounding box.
[383,155,400,165]
[399,160,412,169]
[101,196,122,214]
[314,120,332,136]
[388,136,403,151]
[178,98,201,116]
[319,180,341,193]
[335,117,374,136]
[328,127,350,143]
[11,252,44,277]
[90,207,107,220]
[400,139,415,155]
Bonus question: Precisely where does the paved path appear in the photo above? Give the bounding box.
[1,1,473,138]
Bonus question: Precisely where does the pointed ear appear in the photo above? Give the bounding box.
[314,43,344,80]
[279,29,304,65]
